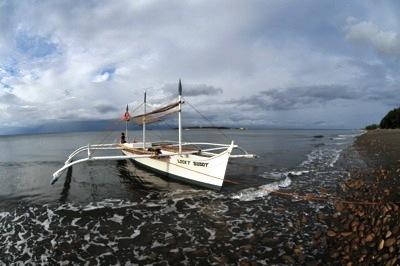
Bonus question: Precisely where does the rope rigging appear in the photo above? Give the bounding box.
[87,103,144,156]
[183,98,232,142]
[58,90,400,208]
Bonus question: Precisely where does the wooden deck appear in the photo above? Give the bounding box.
[119,143,199,156]
[119,144,155,155]
[159,145,199,153]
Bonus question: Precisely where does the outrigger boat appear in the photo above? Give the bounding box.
[52,80,256,190]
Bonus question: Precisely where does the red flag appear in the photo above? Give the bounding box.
[122,105,131,121]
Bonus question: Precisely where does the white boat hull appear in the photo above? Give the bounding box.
[50,81,257,189]
[121,144,233,190]
[51,141,256,189]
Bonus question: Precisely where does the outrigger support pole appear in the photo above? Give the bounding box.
[51,142,256,185]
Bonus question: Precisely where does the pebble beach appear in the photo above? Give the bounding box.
[325,129,400,265]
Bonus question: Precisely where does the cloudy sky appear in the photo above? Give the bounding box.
[0,0,399,133]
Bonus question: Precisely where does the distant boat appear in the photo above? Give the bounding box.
[52,80,256,190]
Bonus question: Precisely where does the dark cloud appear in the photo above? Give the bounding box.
[262,85,357,101]
[94,103,119,113]
[0,91,25,105]
[313,121,328,125]
[230,85,359,111]
[184,85,223,97]
[161,83,223,100]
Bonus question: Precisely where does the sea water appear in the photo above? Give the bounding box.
[0,129,362,264]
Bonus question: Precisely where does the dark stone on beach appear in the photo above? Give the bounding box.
[323,130,400,264]
[341,231,352,237]
[335,202,344,212]
[262,237,279,244]
[255,229,263,236]
[293,245,303,256]
[391,225,399,235]
[282,255,295,264]
[239,261,257,266]
[384,238,395,247]
[389,257,397,266]
[190,247,209,257]
[326,230,336,237]
[212,256,228,264]
[239,244,252,252]
[329,251,339,258]
[365,233,374,242]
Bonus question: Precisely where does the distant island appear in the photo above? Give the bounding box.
[365,107,400,130]
[174,126,247,130]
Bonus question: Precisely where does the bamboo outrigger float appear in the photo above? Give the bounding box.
[52,80,256,190]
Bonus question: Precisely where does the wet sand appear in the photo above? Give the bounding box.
[325,129,400,265]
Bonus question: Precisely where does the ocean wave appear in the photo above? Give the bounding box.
[337,131,365,138]
[329,150,342,167]
[332,137,346,140]
[287,170,310,176]
[300,147,343,169]
[231,176,292,202]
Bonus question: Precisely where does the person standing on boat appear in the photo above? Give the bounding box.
[121,105,130,144]
[120,132,126,144]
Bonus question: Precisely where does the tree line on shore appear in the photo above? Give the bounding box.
[365,107,400,130]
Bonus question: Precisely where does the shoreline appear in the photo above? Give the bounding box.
[325,129,400,264]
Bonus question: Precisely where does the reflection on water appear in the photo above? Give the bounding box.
[0,129,363,264]
[59,167,72,202]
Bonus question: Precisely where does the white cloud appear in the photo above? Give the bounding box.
[92,72,110,83]
[0,1,398,132]
[345,18,400,56]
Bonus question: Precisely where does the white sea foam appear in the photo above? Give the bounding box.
[204,227,216,240]
[0,212,9,219]
[329,150,342,167]
[300,150,321,166]
[232,176,292,202]
[261,171,285,180]
[130,221,145,239]
[42,208,55,231]
[151,240,167,248]
[333,137,346,140]
[109,214,124,224]
[71,218,80,226]
[287,170,310,176]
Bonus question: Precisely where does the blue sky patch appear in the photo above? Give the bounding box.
[100,67,116,76]
[92,67,116,83]
[16,31,58,58]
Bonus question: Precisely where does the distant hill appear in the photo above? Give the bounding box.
[0,119,133,136]
[174,126,247,130]
[0,119,252,136]
[380,107,400,129]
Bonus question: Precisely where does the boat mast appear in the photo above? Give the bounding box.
[125,104,129,141]
[178,79,182,154]
[125,119,128,141]
[143,91,146,149]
